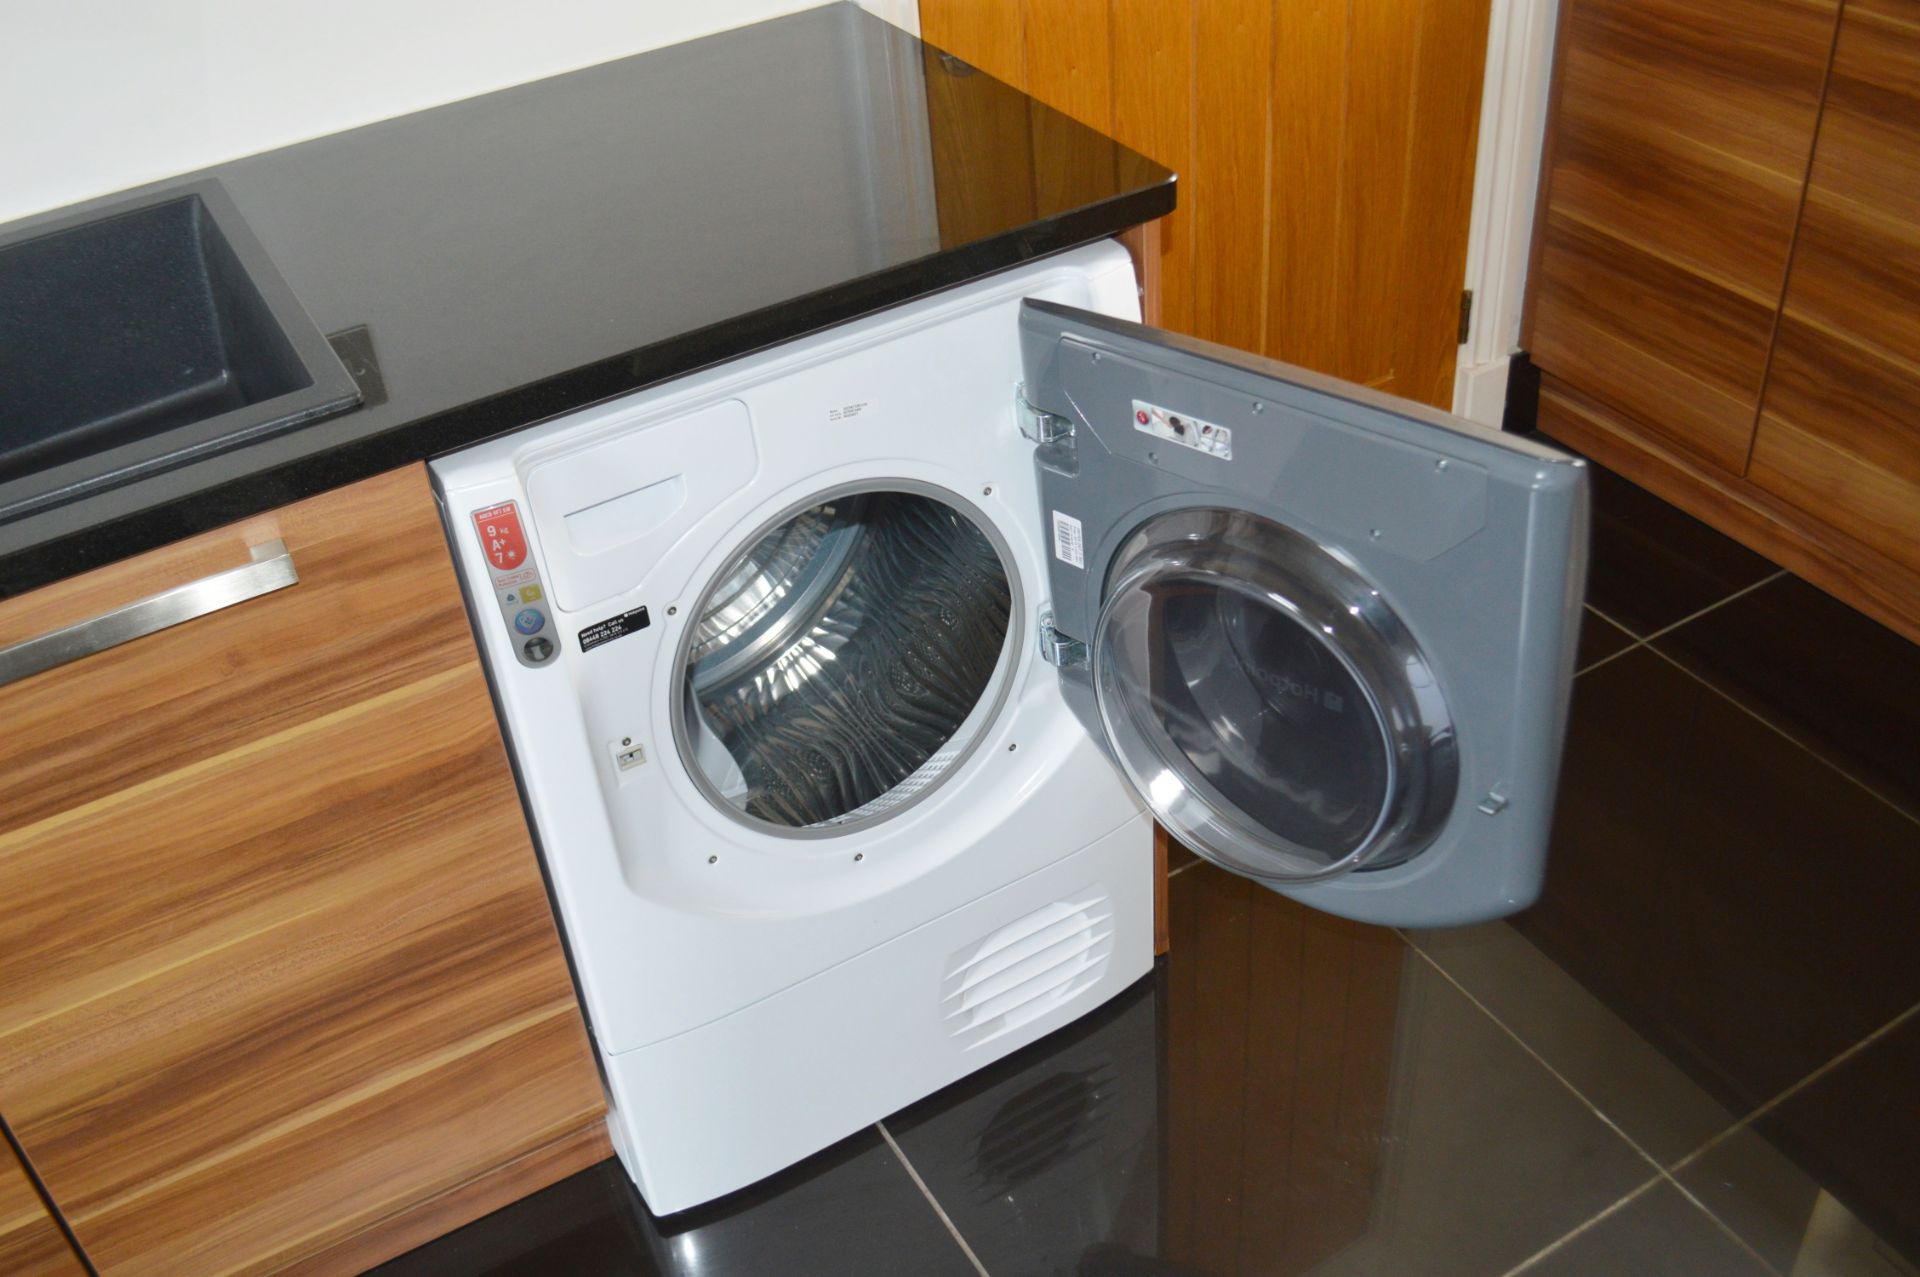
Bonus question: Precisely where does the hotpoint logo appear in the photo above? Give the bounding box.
[1250,666,1345,713]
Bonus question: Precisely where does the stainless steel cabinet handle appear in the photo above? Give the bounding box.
[0,539,298,688]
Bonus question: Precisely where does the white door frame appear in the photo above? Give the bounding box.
[1452,0,1561,427]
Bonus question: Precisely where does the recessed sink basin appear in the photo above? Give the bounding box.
[0,180,359,523]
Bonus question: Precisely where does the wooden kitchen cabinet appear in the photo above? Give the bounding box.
[1529,0,1920,643]
[1747,0,1920,579]
[1526,0,1837,472]
[0,1135,85,1276]
[0,466,607,1275]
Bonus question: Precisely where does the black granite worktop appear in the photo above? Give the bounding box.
[0,2,1172,597]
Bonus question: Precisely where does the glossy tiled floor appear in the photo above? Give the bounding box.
[376,464,1920,1276]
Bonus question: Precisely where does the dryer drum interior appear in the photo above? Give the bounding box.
[679,488,1014,830]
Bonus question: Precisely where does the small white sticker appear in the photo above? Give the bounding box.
[1051,510,1085,569]
[1132,399,1232,459]
[827,401,870,422]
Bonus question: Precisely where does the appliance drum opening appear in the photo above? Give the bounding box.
[678,486,1015,832]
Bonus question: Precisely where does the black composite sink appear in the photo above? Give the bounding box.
[0,180,359,522]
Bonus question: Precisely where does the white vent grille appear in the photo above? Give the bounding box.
[943,891,1113,1049]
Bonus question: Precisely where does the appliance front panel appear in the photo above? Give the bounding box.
[428,243,1152,1058]
[1020,300,1587,926]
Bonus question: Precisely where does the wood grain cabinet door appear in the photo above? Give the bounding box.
[0,1136,85,1276]
[0,466,605,1276]
[1527,0,1841,471]
[1748,0,1920,576]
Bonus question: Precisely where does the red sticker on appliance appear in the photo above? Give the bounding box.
[472,501,529,572]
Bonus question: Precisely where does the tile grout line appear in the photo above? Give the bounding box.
[1575,572,1786,680]
[1651,1002,1920,1273]
[1574,603,1645,678]
[1632,569,1787,648]
[1666,999,1920,1179]
[1400,937,1787,1276]
[1497,1175,1663,1276]
[1400,938,1673,1176]
[876,1120,990,1277]
[1641,640,1920,831]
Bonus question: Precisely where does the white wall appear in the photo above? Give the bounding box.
[0,0,854,226]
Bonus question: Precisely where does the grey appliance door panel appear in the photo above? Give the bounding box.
[1018,299,1587,927]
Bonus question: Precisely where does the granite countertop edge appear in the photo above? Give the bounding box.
[0,185,1169,600]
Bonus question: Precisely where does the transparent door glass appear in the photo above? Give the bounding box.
[679,488,1014,831]
[1093,508,1457,882]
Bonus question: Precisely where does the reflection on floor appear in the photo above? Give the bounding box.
[376,463,1920,1276]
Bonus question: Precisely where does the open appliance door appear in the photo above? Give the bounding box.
[1019,299,1586,927]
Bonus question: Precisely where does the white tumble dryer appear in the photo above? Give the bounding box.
[430,239,1587,1214]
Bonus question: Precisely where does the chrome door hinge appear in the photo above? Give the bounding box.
[1458,289,1474,345]
[1037,608,1087,668]
[1016,383,1074,445]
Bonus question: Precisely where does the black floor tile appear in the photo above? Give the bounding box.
[1678,1011,1920,1272]
[885,975,1164,1276]
[1516,1184,1771,1276]
[1583,465,1776,636]
[1653,572,1920,819]
[1407,922,1737,1165]
[1515,647,1920,1114]
[1575,605,1636,671]
[889,866,1650,1277]
[369,1126,976,1277]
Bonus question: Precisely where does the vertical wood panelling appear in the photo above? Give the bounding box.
[1022,0,1114,127]
[1337,0,1422,385]
[920,0,1492,410]
[1024,0,1118,213]
[1191,0,1274,354]
[920,0,1026,86]
[1267,0,1351,373]
[1394,0,1496,406]
[1110,0,1195,333]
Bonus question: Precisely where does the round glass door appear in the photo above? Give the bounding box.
[1092,508,1458,883]
[673,485,1017,834]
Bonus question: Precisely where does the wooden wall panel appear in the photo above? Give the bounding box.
[919,0,1494,409]
[0,467,605,1275]
[1025,1,1118,213]
[1191,0,1275,355]
[1023,0,1113,128]
[1267,0,1350,375]
[0,1136,85,1277]
[1111,0,1194,333]
[1526,0,1841,472]
[1337,0,1421,386]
